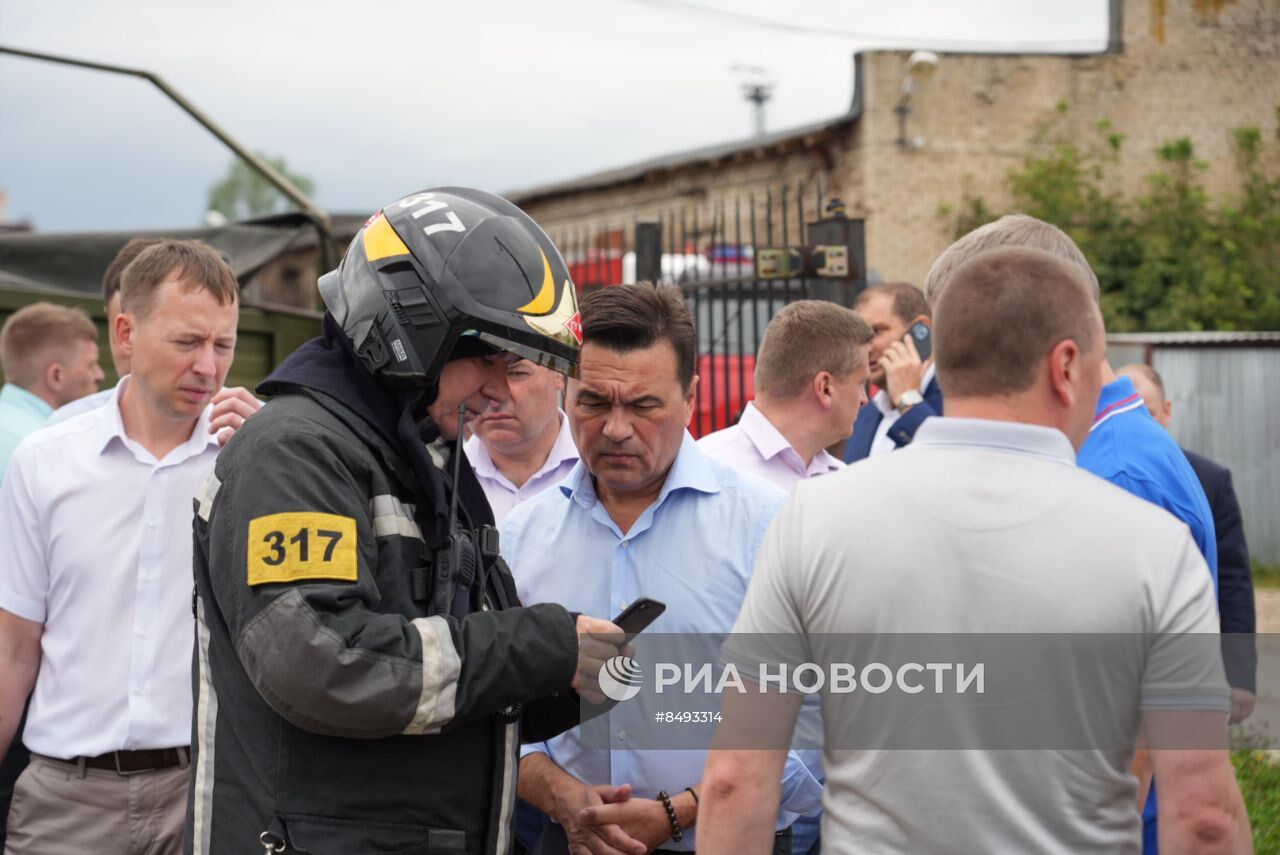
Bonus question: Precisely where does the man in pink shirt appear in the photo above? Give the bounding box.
[464,358,578,525]
[699,300,872,491]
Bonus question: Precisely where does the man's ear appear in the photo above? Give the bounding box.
[1048,339,1082,408]
[114,312,136,360]
[44,360,65,394]
[682,374,699,427]
[813,371,834,409]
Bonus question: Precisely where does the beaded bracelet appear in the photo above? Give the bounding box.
[656,789,684,842]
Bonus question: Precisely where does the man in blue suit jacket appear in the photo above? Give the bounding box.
[844,282,940,462]
[1120,363,1256,723]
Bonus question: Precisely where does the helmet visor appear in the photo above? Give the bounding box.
[475,331,579,378]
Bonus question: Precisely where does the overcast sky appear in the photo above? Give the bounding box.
[0,0,1109,231]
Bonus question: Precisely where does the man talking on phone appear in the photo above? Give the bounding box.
[844,282,940,462]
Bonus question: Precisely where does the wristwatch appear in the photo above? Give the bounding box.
[896,390,924,411]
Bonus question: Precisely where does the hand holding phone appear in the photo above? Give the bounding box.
[613,598,666,639]
[906,320,932,362]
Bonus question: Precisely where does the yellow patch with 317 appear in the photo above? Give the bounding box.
[247,512,358,586]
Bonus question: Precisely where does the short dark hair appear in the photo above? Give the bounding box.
[933,247,1101,398]
[102,238,162,308]
[856,281,931,324]
[579,283,696,391]
[120,240,239,318]
[755,301,873,400]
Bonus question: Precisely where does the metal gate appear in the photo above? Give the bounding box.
[548,178,866,437]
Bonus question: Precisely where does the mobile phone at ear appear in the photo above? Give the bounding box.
[613,598,666,638]
[906,321,932,361]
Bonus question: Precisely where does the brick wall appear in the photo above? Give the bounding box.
[517,0,1280,291]
[522,139,847,250]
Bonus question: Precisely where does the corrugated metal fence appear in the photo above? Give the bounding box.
[1108,334,1280,565]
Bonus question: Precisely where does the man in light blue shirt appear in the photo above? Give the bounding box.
[0,302,104,481]
[0,301,103,846]
[503,284,821,854]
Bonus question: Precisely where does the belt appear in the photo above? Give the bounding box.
[46,748,190,775]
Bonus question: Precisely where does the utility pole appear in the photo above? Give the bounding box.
[731,64,774,138]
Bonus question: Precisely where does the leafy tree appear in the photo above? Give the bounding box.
[206,153,316,222]
[943,108,1280,331]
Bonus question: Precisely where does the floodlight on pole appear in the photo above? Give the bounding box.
[895,50,939,150]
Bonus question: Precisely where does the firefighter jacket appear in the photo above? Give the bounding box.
[186,322,587,855]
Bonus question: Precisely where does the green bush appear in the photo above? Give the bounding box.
[1233,748,1280,849]
[1253,562,1280,589]
[945,107,1280,332]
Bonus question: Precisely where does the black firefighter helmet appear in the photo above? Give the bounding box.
[319,187,582,385]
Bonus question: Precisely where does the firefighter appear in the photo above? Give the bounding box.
[186,187,624,855]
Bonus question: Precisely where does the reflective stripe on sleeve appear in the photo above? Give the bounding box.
[196,473,222,522]
[403,616,461,735]
[370,494,423,541]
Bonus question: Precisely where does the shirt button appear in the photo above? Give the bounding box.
[620,540,629,549]
[618,730,628,741]
[619,601,628,612]
[133,687,142,695]
[147,519,160,529]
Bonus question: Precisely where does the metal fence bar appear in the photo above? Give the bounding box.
[734,196,747,412]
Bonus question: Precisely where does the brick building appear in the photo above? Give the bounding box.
[509,0,1280,287]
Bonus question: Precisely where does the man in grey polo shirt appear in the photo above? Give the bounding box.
[697,247,1249,854]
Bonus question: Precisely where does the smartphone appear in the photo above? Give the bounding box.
[906,321,932,361]
[612,598,666,638]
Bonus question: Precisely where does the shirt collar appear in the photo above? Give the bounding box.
[545,412,580,470]
[0,383,53,421]
[560,430,721,508]
[738,401,842,476]
[95,375,218,457]
[872,361,937,416]
[912,416,1076,466]
[467,410,578,481]
[464,431,498,478]
[736,401,793,462]
[1091,376,1147,431]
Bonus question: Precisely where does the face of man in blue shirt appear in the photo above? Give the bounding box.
[569,339,695,504]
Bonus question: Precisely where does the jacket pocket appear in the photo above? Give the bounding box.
[282,813,466,855]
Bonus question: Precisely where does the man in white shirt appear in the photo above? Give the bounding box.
[843,282,938,462]
[464,358,577,524]
[699,299,871,491]
[48,237,260,443]
[698,247,1250,854]
[0,240,241,855]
